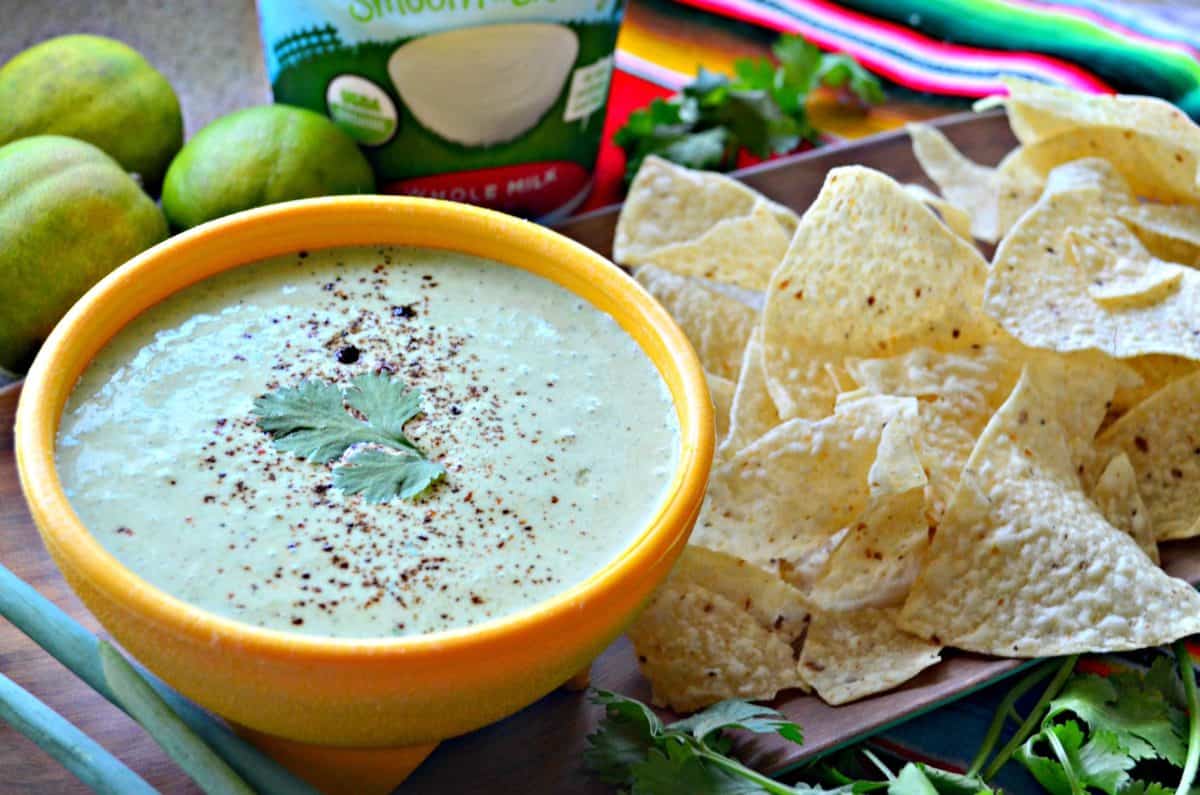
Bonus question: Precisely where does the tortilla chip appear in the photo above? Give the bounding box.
[762,166,993,420]
[627,546,810,711]
[809,488,931,612]
[867,413,929,498]
[993,146,1050,228]
[846,344,1019,518]
[673,546,811,636]
[907,123,993,234]
[719,327,781,457]
[613,156,799,285]
[902,183,974,241]
[985,165,1200,360]
[996,78,1200,203]
[1066,230,1186,309]
[806,415,930,610]
[628,583,806,712]
[707,372,735,443]
[615,156,757,260]
[1087,267,1184,310]
[634,265,756,381]
[833,387,871,406]
[691,394,918,589]
[636,201,793,291]
[765,357,844,423]
[1041,156,1134,206]
[899,367,1200,655]
[1119,203,1200,265]
[766,198,801,238]
[1091,453,1159,564]
[1001,78,1193,141]
[1112,354,1200,414]
[1024,350,1140,476]
[824,363,858,395]
[847,341,1131,520]
[846,344,1017,405]
[800,608,942,706]
[907,123,1042,242]
[1097,369,1200,540]
[705,281,766,312]
[1005,129,1200,205]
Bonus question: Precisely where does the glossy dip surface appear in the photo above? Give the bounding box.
[56,246,679,638]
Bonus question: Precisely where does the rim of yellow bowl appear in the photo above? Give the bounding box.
[14,196,713,663]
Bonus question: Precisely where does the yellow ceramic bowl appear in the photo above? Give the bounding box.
[14,198,713,751]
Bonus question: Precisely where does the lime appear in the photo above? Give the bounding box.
[0,35,183,190]
[0,136,168,373]
[162,105,376,230]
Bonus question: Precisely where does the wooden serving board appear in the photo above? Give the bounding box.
[4,111,1200,794]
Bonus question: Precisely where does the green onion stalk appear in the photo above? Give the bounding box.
[0,561,320,794]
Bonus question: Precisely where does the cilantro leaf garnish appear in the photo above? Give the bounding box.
[614,33,883,183]
[343,374,423,445]
[332,448,444,503]
[253,374,421,462]
[252,374,443,502]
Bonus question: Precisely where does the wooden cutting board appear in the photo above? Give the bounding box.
[5,111,1200,794]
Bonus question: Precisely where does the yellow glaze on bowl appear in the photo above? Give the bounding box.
[15,197,713,751]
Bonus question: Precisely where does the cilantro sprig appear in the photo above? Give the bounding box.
[585,642,1200,795]
[614,34,883,183]
[252,373,444,503]
[585,690,992,794]
[585,691,806,794]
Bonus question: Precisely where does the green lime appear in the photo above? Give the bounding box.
[162,105,376,230]
[0,34,183,190]
[0,135,168,373]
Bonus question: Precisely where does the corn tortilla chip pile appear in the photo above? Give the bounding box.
[612,82,1200,714]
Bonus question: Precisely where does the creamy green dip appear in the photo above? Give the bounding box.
[57,246,679,638]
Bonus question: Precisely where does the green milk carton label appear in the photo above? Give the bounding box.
[258,0,625,218]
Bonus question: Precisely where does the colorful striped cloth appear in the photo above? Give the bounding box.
[581,0,1200,210]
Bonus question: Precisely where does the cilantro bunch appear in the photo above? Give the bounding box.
[585,642,1200,794]
[614,35,884,183]
[1014,646,1200,795]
